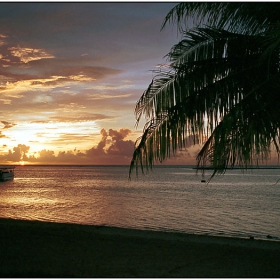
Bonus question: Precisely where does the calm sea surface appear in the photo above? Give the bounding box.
[0,165,279,241]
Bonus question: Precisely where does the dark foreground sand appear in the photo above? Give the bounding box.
[1,218,280,277]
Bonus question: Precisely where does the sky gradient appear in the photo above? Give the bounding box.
[0,2,188,165]
[0,2,278,166]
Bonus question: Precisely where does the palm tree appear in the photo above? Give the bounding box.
[129,3,280,179]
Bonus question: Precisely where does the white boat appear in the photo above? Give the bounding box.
[0,166,15,181]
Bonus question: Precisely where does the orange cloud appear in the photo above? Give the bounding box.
[0,34,7,46]
[0,128,135,165]
[8,46,55,63]
[85,128,134,162]
[0,132,7,139]
[0,34,123,91]
[1,120,16,129]
[38,149,56,161]
[0,144,30,162]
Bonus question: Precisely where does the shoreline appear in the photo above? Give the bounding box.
[1,218,280,277]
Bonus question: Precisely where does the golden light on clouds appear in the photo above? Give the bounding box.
[0,3,201,166]
[0,124,137,165]
[8,46,55,63]
[0,75,98,100]
[69,75,95,82]
[2,120,101,149]
[0,33,7,46]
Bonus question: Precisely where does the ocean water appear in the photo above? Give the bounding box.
[0,165,279,241]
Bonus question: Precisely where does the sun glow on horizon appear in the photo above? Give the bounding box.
[0,119,102,164]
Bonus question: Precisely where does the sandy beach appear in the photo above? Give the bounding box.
[0,218,280,277]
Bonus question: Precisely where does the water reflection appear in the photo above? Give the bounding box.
[0,166,279,240]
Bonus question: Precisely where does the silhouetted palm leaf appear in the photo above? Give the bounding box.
[130,3,280,178]
[162,2,280,34]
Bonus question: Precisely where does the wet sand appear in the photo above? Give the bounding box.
[1,218,280,277]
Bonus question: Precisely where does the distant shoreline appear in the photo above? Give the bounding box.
[194,166,280,170]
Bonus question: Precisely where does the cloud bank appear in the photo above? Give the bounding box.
[0,128,135,165]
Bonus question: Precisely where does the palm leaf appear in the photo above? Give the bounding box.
[162,3,280,34]
[130,20,280,178]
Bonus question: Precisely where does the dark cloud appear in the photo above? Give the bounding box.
[38,149,55,160]
[0,34,123,88]
[0,144,30,162]
[55,65,123,80]
[108,128,130,141]
[0,132,7,138]
[31,113,113,123]
[85,128,134,162]
[0,52,123,86]
[1,120,16,129]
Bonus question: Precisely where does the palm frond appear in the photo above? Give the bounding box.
[162,3,280,34]
[130,16,280,178]
[197,74,280,178]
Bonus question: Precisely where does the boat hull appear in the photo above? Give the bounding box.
[0,166,15,182]
[0,173,14,181]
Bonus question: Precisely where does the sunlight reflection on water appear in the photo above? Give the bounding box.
[0,165,279,240]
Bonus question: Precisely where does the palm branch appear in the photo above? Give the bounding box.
[129,26,280,178]
[162,2,280,34]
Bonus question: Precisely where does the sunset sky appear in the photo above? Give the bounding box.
[0,2,278,166]
[0,2,194,165]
